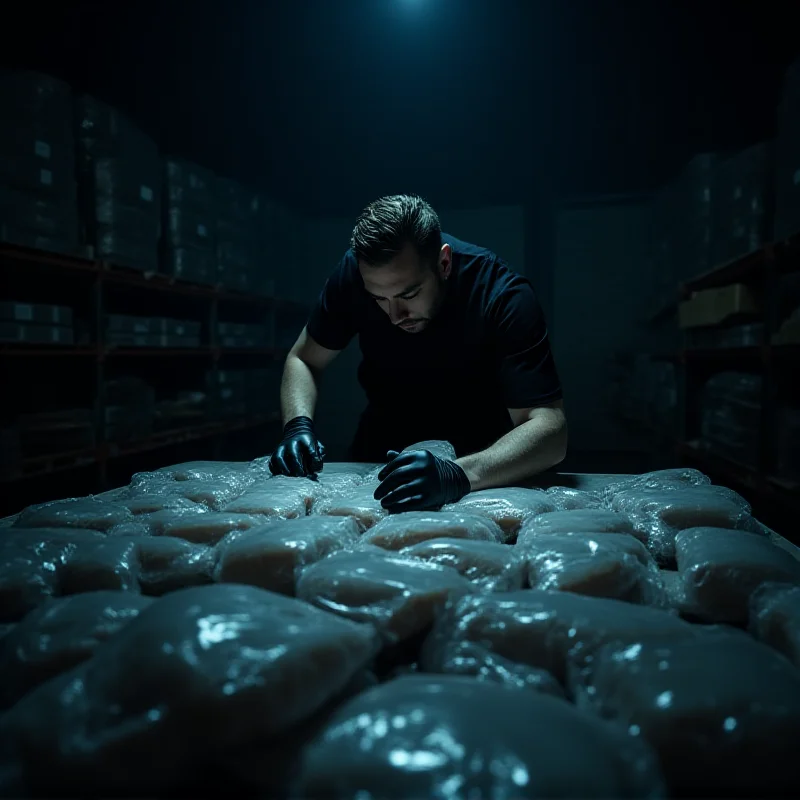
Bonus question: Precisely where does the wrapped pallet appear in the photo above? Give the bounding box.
[163,158,217,284]
[775,58,800,241]
[216,177,259,292]
[649,153,720,299]
[75,95,161,272]
[0,69,80,256]
[700,372,762,468]
[711,141,774,267]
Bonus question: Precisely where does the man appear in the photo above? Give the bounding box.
[269,194,567,512]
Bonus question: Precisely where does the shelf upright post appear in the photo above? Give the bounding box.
[93,268,108,490]
[759,245,779,477]
[209,290,222,459]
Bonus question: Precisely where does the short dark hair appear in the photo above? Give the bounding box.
[350,194,442,267]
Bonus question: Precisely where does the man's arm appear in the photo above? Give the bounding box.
[280,327,341,425]
[455,400,568,491]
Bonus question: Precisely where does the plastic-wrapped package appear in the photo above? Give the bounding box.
[443,488,555,542]
[524,532,664,605]
[119,494,202,516]
[675,527,800,624]
[425,639,563,696]
[12,498,134,531]
[749,583,800,666]
[154,460,253,482]
[401,439,457,460]
[545,486,604,511]
[218,669,380,797]
[398,538,527,592]
[517,508,648,546]
[294,675,666,799]
[0,529,105,622]
[659,570,687,613]
[214,516,360,596]
[0,584,379,797]
[312,482,387,531]
[609,485,761,565]
[0,591,154,710]
[135,506,209,535]
[58,536,214,597]
[360,510,504,550]
[296,548,475,644]
[105,520,154,537]
[58,538,140,595]
[224,476,319,518]
[136,537,215,595]
[570,633,800,798]
[160,511,266,545]
[163,479,250,511]
[602,468,711,501]
[310,472,365,500]
[421,590,696,685]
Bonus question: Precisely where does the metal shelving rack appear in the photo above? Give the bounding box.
[674,231,800,535]
[0,240,302,490]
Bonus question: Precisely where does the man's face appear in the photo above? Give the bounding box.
[359,243,451,334]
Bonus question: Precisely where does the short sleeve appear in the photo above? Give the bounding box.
[490,278,562,408]
[306,253,359,351]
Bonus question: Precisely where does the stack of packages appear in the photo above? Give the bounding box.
[216,322,268,348]
[106,314,201,348]
[0,70,80,255]
[711,142,773,267]
[0,301,74,345]
[5,457,800,800]
[163,158,217,284]
[104,377,155,444]
[205,369,248,420]
[75,96,161,272]
[774,57,800,240]
[648,153,719,307]
[700,372,762,468]
[216,177,260,292]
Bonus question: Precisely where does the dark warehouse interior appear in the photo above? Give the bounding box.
[1,1,800,797]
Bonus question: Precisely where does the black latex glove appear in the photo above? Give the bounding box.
[373,449,471,512]
[268,416,326,478]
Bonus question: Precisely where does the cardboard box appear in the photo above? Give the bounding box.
[678,283,759,329]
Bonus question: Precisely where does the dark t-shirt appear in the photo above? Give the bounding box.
[306,233,561,460]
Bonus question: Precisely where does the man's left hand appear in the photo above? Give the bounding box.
[373,449,472,512]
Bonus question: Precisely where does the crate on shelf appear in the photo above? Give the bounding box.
[75,95,161,273]
[162,158,217,285]
[648,153,722,307]
[775,57,800,241]
[217,321,268,348]
[0,69,80,256]
[712,141,774,267]
[699,372,762,469]
[106,314,202,348]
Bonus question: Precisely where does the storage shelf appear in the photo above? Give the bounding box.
[0,343,99,357]
[682,230,800,294]
[0,344,291,360]
[1,413,279,484]
[677,440,799,514]
[0,240,307,312]
[681,344,800,364]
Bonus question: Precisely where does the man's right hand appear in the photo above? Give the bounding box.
[268,416,326,478]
